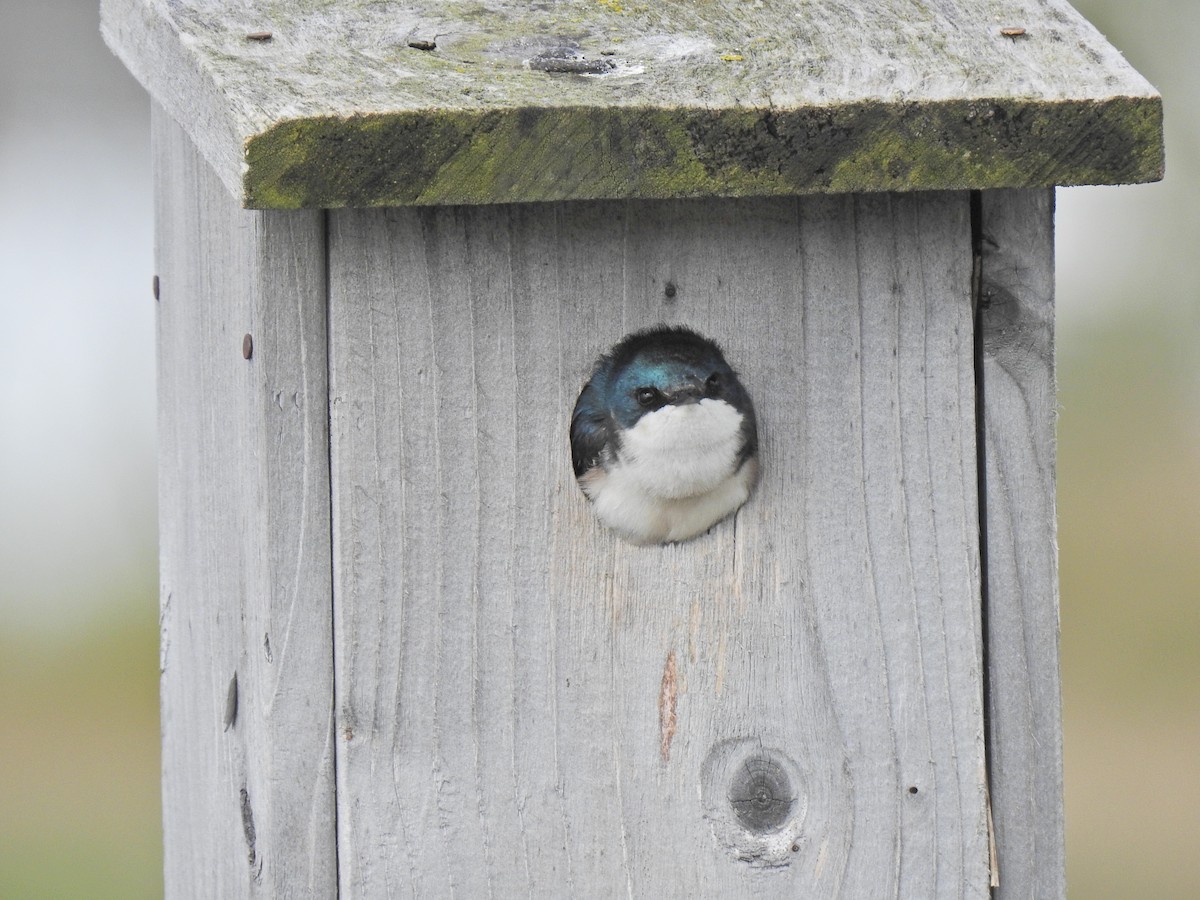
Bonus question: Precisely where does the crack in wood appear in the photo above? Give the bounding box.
[223,671,238,733]
[239,785,258,870]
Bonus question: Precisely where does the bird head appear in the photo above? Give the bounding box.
[602,327,752,430]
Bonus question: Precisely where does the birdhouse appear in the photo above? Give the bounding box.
[102,1,1161,896]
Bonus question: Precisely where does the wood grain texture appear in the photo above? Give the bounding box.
[104,0,1162,207]
[328,193,992,896]
[979,188,1065,898]
[154,106,336,898]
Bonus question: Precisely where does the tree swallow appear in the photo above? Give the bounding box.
[570,326,759,544]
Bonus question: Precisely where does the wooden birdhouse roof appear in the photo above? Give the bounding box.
[103,0,1163,208]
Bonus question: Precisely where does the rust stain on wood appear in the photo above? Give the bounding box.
[659,650,678,762]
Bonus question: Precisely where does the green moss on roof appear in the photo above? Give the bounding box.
[243,98,1163,208]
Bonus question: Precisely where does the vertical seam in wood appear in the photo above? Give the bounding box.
[322,208,343,899]
[970,189,1000,893]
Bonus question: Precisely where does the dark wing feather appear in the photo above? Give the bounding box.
[569,381,613,477]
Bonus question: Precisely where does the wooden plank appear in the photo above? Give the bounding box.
[153,105,336,898]
[328,193,992,896]
[978,188,1065,898]
[104,0,1162,207]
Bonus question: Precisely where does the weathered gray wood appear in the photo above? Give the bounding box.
[154,105,336,897]
[327,193,992,896]
[979,188,1064,898]
[104,0,1162,207]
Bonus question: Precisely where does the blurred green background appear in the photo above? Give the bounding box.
[1,1,1195,896]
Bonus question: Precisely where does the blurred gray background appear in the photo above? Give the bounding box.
[1,1,1195,896]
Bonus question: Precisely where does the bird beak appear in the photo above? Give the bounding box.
[668,377,704,404]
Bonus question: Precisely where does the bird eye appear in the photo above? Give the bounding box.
[705,372,722,393]
[635,387,660,408]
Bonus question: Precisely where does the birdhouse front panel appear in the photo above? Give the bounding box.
[326,192,990,896]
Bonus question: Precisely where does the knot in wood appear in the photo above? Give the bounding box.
[729,754,795,833]
[701,739,807,866]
